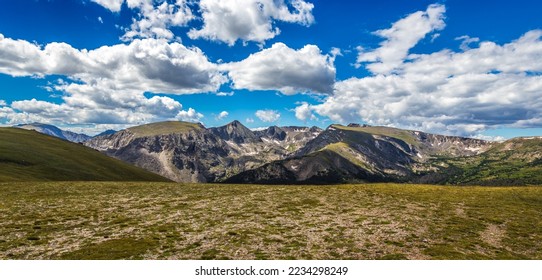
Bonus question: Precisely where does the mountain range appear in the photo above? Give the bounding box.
[8,121,542,185]
[85,120,321,182]
[226,124,492,184]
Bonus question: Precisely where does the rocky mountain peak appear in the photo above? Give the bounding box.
[227,120,243,126]
[211,120,260,144]
[225,120,250,133]
[260,126,287,141]
[309,126,322,133]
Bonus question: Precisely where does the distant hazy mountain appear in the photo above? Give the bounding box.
[0,127,169,182]
[85,121,321,182]
[15,123,91,143]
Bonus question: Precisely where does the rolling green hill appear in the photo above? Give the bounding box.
[0,128,170,182]
[332,124,419,146]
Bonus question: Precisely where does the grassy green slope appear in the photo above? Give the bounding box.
[319,142,373,171]
[0,128,170,182]
[439,138,542,185]
[127,121,204,137]
[333,125,418,146]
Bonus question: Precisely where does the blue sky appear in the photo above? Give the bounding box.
[0,0,541,138]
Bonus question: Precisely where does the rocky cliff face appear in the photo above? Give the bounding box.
[87,127,226,182]
[85,121,321,182]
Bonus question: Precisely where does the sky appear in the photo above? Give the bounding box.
[1,0,542,139]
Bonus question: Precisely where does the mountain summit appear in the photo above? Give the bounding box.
[210,120,260,143]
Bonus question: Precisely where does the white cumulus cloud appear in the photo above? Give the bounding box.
[216,91,234,96]
[0,34,219,128]
[188,0,314,46]
[455,35,480,51]
[215,110,229,120]
[306,31,542,136]
[122,0,194,41]
[294,102,317,122]
[357,3,446,74]
[176,108,204,122]
[0,35,225,93]
[255,109,280,123]
[91,0,124,12]
[91,0,194,41]
[223,42,335,94]
[93,0,314,44]
[6,95,203,129]
[297,5,542,136]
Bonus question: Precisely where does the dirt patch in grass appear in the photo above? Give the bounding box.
[454,204,467,218]
[480,224,506,248]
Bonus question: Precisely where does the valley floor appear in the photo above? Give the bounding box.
[0,182,541,259]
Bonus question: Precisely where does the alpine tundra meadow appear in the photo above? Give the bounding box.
[0,0,542,263]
